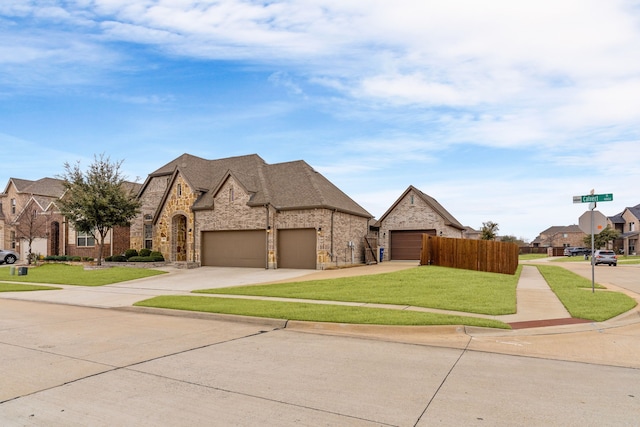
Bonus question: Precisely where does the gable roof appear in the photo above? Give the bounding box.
[2,177,65,198]
[145,153,372,218]
[376,185,465,230]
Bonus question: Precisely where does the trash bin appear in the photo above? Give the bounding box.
[379,247,385,262]
[17,267,28,276]
[9,266,15,275]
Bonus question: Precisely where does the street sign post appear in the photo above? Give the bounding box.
[573,193,613,204]
[573,192,613,292]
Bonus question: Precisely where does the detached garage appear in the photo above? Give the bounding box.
[375,186,466,261]
[201,230,266,268]
[390,230,435,260]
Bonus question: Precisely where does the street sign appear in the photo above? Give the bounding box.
[572,193,613,204]
[578,210,607,235]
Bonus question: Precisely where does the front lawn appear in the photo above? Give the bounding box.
[194,265,521,315]
[135,265,519,328]
[0,263,166,286]
[536,265,637,321]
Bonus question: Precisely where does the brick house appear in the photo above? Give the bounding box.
[530,225,586,249]
[0,177,133,261]
[373,185,465,261]
[130,153,373,269]
[609,204,640,255]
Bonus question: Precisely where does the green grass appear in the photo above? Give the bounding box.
[0,283,61,292]
[195,265,521,316]
[0,263,166,286]
[519,254,548,261]
[536,265,637,321]
[617,255,640,265]
[134,295,511,328]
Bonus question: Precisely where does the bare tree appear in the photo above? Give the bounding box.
[14,200,49,265]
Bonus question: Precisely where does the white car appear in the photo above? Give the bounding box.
[0,249,19,265]
[593,250,617,266]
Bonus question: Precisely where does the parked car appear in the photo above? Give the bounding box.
[564,247,590,257]
[593,250,617,266]
[0,249,19,265]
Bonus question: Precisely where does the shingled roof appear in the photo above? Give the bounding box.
[146,153,372,218]
[3,177,65,198]
[375,185,465,230]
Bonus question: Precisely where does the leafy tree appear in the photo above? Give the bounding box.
[500,235,528,246]
[582,226,620,249]
[57,154,140,265]
[480,221,499,240]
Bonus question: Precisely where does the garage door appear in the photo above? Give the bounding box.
[201,230,266,268]
[390,230,436,260]
[278,228,317,269]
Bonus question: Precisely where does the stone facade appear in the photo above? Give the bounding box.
[130,175,170,250]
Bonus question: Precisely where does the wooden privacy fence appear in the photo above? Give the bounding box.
[420,235,519,275]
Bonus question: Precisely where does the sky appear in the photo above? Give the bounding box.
[2,0,640,242]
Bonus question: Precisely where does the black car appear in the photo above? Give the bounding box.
[564,247,590,257]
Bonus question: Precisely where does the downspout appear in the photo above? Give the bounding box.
[265,204,270,269]
[192,209,196,263]
[331,209,336,266]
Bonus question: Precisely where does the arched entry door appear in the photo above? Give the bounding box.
[50,221,60,256]
[172,215,188,261]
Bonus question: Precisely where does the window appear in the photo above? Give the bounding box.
[177,183,182,197]
[77,231,95,247]
[11,198,16,214]
[410,195,414,205]
[10,231,15,249]
[144,224,153,249]
[630,222,636,232]
[229,187,235,202]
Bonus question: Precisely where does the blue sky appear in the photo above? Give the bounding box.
[2,1,640,241]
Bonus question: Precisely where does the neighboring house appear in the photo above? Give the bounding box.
[130,153,373,269]
[608,204,640,255]
[462,226,481,240]
[0,177,133,261]
[531,225,585,248]
[373,185,465,261]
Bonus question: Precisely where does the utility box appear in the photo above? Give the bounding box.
[17,267,28,276]
[9,266,15,275]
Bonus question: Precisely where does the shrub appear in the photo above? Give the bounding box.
[128,256,154,262]
[110,255,128,262]
[150,251,164,261]
[124,249,139,259]
[139,248,152,257]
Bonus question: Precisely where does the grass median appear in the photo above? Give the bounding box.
[135,295,511,328]
[0,283,60,292]
[135,266,520,328]
[536,265,637,321]
[0,263,166,286]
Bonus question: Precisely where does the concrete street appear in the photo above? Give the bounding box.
[0,260,639,426]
